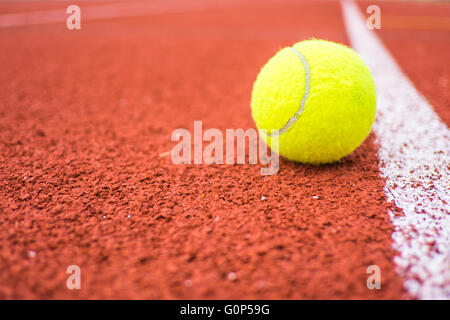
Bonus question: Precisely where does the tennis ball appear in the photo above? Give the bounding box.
[251,39,376,164]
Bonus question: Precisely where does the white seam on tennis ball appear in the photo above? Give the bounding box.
[266,46,311,137]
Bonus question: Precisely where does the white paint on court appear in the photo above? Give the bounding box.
[0,0,230,28]
[342,0,450,299]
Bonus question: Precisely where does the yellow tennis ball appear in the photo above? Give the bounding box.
[251,39,376,164]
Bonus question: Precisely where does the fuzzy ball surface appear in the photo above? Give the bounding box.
[251,39,377,164]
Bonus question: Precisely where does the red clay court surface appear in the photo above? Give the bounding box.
[0,0,449,299]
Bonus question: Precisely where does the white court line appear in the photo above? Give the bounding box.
[342,0,449,299]
[0,0,232,28]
